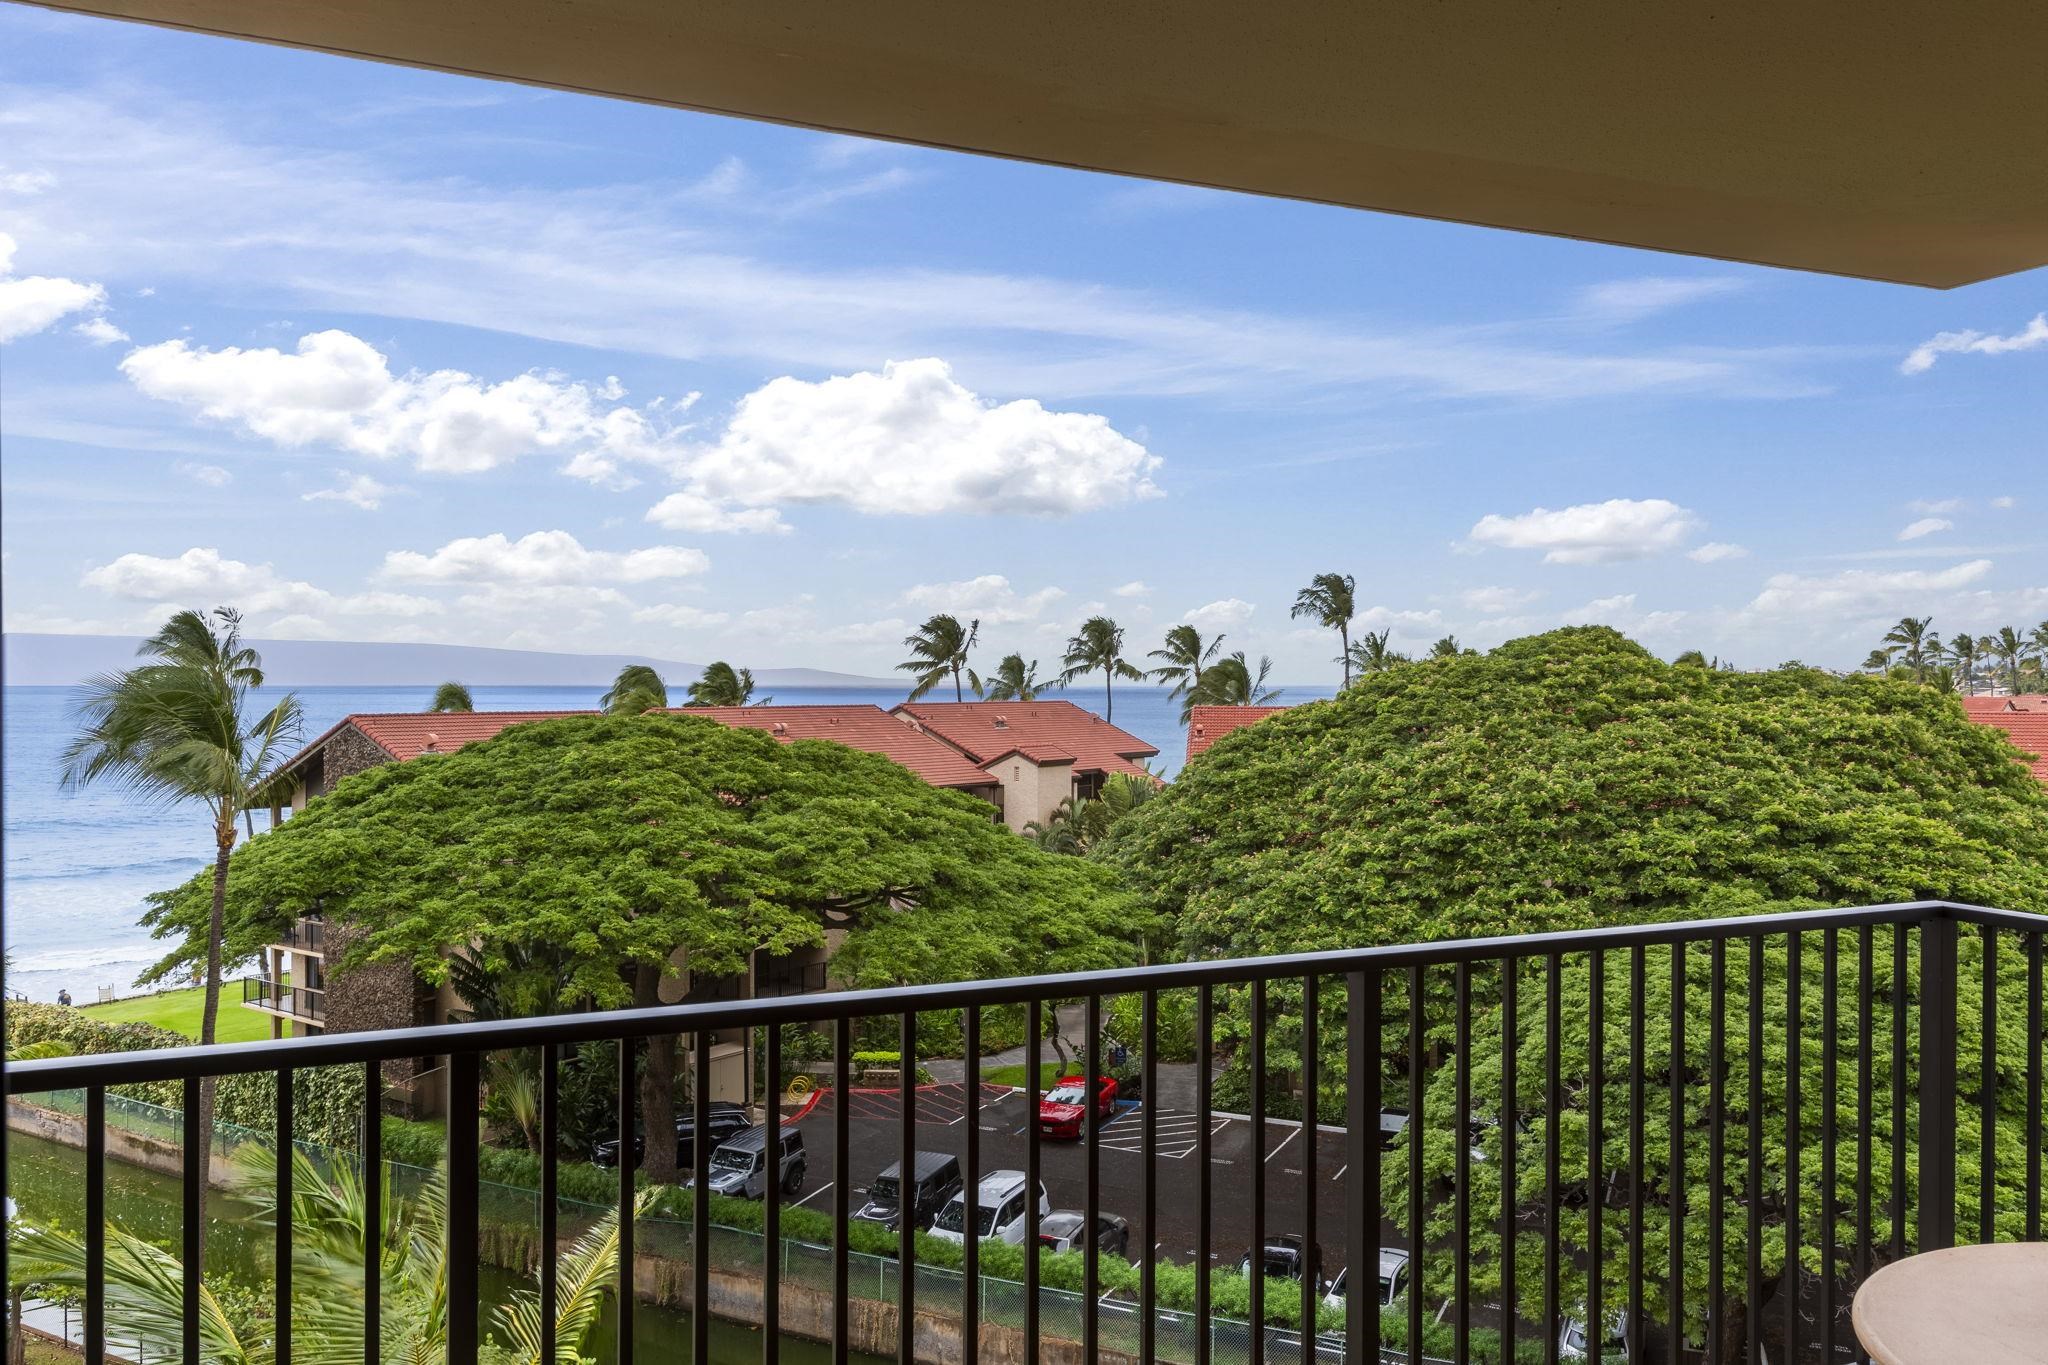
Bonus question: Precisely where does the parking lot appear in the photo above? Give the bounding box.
[784,1081,1405,1279]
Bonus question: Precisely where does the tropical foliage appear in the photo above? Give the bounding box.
[1146,625,1224,700]
[1290,571,1356,686]
[898,613,980,702]
[1873,616,2047,694]
[599,664,668,714]
[1180,651,1280,720]
[1342,627,1408,678]
[685,660,766,707]
[1058,615,1145,720]
[979,652,1046,701]
[1023,771,1160,854]
[428,681,474,713]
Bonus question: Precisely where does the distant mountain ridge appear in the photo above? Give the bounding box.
[1,633,897,689]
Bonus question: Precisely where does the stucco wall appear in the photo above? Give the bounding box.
[985,756,1075,833]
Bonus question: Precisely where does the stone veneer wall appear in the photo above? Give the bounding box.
[319,722,399,792]
[322,917,430,1106]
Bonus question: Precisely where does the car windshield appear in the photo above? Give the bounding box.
[1561,1323,1588,1351]
[1044,1084,1086,1104]
[713,1148,753,1171]
[867,1178,898,1203]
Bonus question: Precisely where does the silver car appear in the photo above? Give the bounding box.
[692,1123,805,1200]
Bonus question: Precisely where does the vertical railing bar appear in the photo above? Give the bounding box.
[1666,944,1684,1364]
[1588,950,1604,1365]
[1453,962,1471,1365]
[1980,926,1998,1245]
[1785,931,1803,1365]
[447,1051,480,1365]
[1301,974,1319,1365]
[1026,997,1043,1363]
[1822,927,1839,1362]
[1085,994,1103,1365]
[363,1059,383,1365]
[1890,923,1908,1263]
[1855,926,1874,1365]
[1405,964,1423,1365]
[277,1067,295,1365]
[1708,938,1725,1365]
[1346,970,1375,1363]
[1196,984,1214,1365]
[615,1040,635,1365]
[2030,933,2043,1243]
[1918,913,1958,1252]
[764,1023,782,1365]
[1250,980,1268,1365]
[1141,991,1159,1365]
[182,1077,202,1365]
[694,1028,713,1365]
[962,1009,981,1365]
[1504,955,1521,1365]
[898,1011,917,1365]
[1543,953,1561,1365]
[833,1016,852,1365]
[85,1084,105,1365]
[1626,946,1644,1363]
[1745,937,1763,1365]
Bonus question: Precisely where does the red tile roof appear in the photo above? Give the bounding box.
[279,705,997,790]
[891,700,1158,777]
[1184,705,1288,762]
[1960,695,2048,784]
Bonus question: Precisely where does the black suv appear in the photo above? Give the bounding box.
[854,1151,963,1232]
[592,1101,752,1170]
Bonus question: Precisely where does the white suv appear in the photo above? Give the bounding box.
[929,1169,1051,1245]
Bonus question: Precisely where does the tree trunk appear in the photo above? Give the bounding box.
[634,963,680,1184]
[192,812,233,1270]
[1340,623,1352,688]
[1103,668,1112,721]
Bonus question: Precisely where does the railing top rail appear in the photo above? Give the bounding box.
[6,899,2030,1093]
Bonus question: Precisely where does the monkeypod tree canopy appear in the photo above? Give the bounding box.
[1097,627,2048,958]
[144,714,1141,1000]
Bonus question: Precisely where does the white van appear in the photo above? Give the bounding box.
[929,1169,1051,1246]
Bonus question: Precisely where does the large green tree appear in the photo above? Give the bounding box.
[143,715,1140,1177]
[60,606,301,1240]
[1094,627,2048,1354]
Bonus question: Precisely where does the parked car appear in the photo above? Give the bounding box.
[1238,1234,1324,1289]
[929,1169,1050,1245]
[591,1101,751,1169]
[1038,1210,1131,1258]
[1037,1073,1119,1139]
[1378,1108,1409,1149]
[854,1151,963,1232]
[1323,1247,1409,1310]
[690,1123,805,1199]
[1559,1311,1632,1361]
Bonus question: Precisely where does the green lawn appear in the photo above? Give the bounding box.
[80,983,277,1044]
[981,1061,1069,1090]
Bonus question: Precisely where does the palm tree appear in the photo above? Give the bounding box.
[1147,624,1224,700]
[1860,649,1895,676]
[428,681,474,713]
[1182,651,1281,721]
[1291,572,1357,686]
[898,614,981,702]
[1428,635,1470,660]
[600,663,668,713]
[1343,629,1409,679]
[1059,616,1146,721]
[1882,617,1940,685]
[1675,649,1710,669]
[1946,633,1988,694]
[982,653,1047,701]
[60,607,301,1238]
[1987,626,2028,695]
[686,660,767,706]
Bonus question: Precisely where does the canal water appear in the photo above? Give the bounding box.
[4,1131,882,1363]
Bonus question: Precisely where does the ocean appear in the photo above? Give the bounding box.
[2,680,1331,1002]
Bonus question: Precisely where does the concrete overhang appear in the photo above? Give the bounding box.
[23,0,2048,287]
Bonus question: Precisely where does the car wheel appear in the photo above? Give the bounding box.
[785,1164,806,1196]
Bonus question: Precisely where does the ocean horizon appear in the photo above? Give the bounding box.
[2,680,1333,1002]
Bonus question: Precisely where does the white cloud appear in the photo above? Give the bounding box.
[1688,542,1749,563]
[1459,585,1540,613]
[1574,276,1746,323]
[382,531,708,587]
[0,231,109,343]
[73,316,129,346]
[303,472,394,511]
[1112,581,1151,598]
[688,359,1160,519]
[1354,605,1447,633]
[172,461,232,488]
[1183,598,1256,632]
[815,617,912,646]
[1561,592,1687,637]
[630,602,731,629]
[1992,495,2017,510]
[644,491,788,535]
[1901,313,2048,375]
[1898,517,1952,542]
[120,329,694,479]
[81,546,440,620]
[901,573,1065,625]
[1745,559,1994,618]
[1467,498,1701,564]
[1,168,57,195]
[1907,497,1964,515]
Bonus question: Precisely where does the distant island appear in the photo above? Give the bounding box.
[0,632,898,690]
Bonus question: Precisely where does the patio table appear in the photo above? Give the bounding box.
[1851,1242,2048,1365]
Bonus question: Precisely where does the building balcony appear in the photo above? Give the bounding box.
[275,915,325,957]
[8,900,2045,1365]
[239,974,327,1025]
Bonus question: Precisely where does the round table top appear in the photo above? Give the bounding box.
[1852,1243,2048,1365]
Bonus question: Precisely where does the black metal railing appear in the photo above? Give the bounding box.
[7,900,2045,1365]
[756,958,831,998]
[282,916,326,956]
[240,974,327,1023]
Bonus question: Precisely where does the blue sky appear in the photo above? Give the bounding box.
[1,4,2042,681]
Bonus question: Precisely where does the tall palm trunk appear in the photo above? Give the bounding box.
[634,963,679,1183]
[952,664,964,702]
[1102,667,1112,721]
[194,809,234,1268]
[1339,622,1352,688]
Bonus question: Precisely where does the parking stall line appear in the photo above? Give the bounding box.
[794,1181,835,1208]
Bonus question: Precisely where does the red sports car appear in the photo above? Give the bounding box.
[1036,1074,1118,1140]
